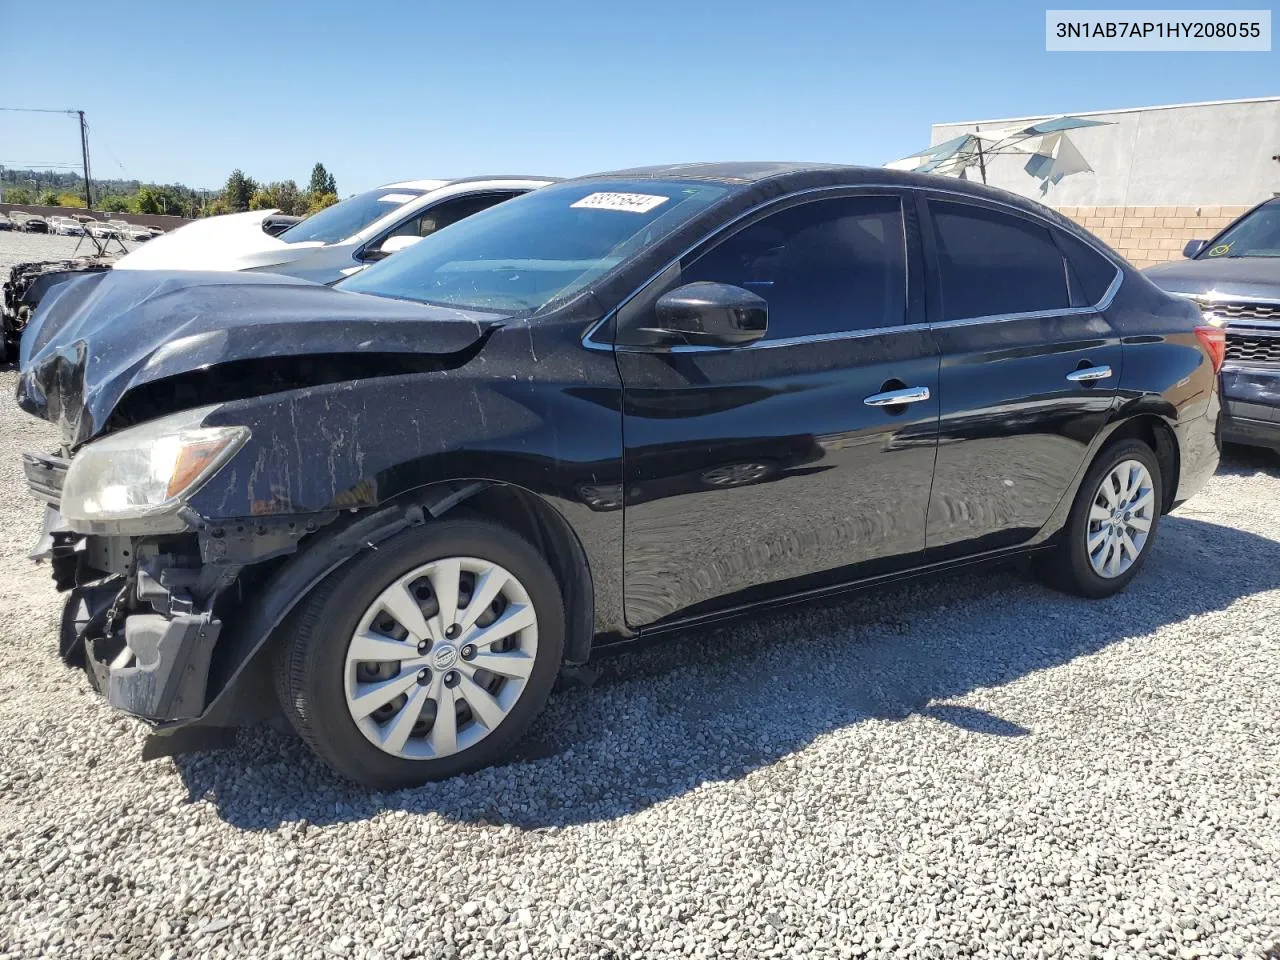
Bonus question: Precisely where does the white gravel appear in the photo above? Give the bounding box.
[1,230,1279,959]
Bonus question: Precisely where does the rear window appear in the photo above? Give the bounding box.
[928,200,1070,321]
[1056,230,1119,306]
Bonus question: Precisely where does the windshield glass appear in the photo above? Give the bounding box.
[278,187,427,245]
[1199,201,1280,259]
[337,179,730,313]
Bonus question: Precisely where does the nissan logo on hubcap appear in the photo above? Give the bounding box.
[433,645,459,670]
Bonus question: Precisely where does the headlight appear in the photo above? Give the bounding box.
[60,406,248,530]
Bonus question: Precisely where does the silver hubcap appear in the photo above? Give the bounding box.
[1086,459,1154,579]
[702,462,771,487]
[343,557,538,760]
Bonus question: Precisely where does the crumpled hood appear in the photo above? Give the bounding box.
[1144,257,1280,301]
[111,209,322,272]
[17,269,499,447]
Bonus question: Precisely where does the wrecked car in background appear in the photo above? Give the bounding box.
[0,176,553,361]
[17,164,1221,788]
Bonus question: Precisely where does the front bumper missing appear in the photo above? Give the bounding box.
[84,611,222,722]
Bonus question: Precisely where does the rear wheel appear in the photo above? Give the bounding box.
[1036,439,1163,598]
[273,517,564,788]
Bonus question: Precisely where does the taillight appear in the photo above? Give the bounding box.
[1195,325,1226,373]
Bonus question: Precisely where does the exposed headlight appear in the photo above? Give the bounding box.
[60,406,248,530]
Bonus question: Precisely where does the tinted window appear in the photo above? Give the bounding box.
[1056,229,1118,306]
[1199,199,1280,258]
[339,179,729,314]
[384,192,518,241]
[680,196,906,340]
[928,201,1069,321]
[279,187,427,244]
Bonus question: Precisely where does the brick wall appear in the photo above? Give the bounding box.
[1054,205,1251,269]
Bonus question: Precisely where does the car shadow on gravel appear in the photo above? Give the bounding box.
[172,513,1280,832]
[1219,444,1280,477]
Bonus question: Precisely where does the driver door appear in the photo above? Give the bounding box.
[615,190,941,628]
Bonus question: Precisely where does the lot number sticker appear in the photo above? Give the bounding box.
[571,192,670,214]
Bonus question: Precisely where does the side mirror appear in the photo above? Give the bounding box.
[649,282,767,347]
[363,234,422,262]
[1183,239,1208,259]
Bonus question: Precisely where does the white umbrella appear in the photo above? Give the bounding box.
[889,115,1110,186]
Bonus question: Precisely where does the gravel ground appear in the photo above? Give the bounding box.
[1,230,1278,959]
[0,229,140,270]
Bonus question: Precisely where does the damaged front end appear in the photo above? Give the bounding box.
[1,259,112,363]
[31,466,222,725]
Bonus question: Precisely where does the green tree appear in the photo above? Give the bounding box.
[56,193,87,209]
[133,185,188,217]
[39,189,60,206]
[249,180,305,215]
[308,162,336,197]
[221,169,258,213]
[4,187,34,205]
[306,191,339,214]
[99,194,133,213]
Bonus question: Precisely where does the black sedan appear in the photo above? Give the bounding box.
[1146,197,1280,456]
[17,163,1221,787]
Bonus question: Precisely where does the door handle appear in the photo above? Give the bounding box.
[864,386,931,407]
[1066,365,1113,383]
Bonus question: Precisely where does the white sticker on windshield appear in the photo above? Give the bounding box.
[377,193,419,204]
[570,192,670,214]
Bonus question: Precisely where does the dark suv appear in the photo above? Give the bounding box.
[17,164,1221,787]
[1146,197,1280,455]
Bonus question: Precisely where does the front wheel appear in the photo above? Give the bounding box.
[1036,439,1163,598]
[273,517,565,788]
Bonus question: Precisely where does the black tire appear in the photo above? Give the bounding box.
[1036,438,1164,598]
[272,516,565,788]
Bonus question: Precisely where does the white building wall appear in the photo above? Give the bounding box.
[929,97,1280,207]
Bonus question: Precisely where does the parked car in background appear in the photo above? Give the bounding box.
[111,176,556,283]
[146,225,166,238]
[1146,197,1280,456]
[125,224,153,242]
[260,213,302,237]
[12,213,48,233]
[0,214,11,231]
[87,221,122,240]
[52,218,85,237]
[17,164,1221,787]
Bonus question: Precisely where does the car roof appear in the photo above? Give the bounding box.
[570,161,1077,222]
[383,176,560,191]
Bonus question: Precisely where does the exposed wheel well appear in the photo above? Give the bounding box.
[1101,415,1180,512]
[448,483,595,665]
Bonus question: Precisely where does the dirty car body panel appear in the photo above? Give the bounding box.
[16,163,1220,769]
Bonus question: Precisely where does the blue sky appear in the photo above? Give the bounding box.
[2,0,1275,193]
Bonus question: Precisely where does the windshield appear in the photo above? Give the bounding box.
[1199,201,1280,259]
[278,187,428,245]
[337,179,730,313]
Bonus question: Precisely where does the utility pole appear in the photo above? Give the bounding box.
[78,110,93,209]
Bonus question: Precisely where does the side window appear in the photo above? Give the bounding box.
[679,195,906,340]
[387,192,520,241]
[927,200,1070,321]
[1055,229,1119,306]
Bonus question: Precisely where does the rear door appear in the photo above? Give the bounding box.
[615,190,941,627]
[919,194,1123,560]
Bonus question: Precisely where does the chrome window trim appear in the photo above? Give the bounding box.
[613,320,933,355]
[583,180,1127,351]
[929,269,1123,330]
[919,193,1124,328]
